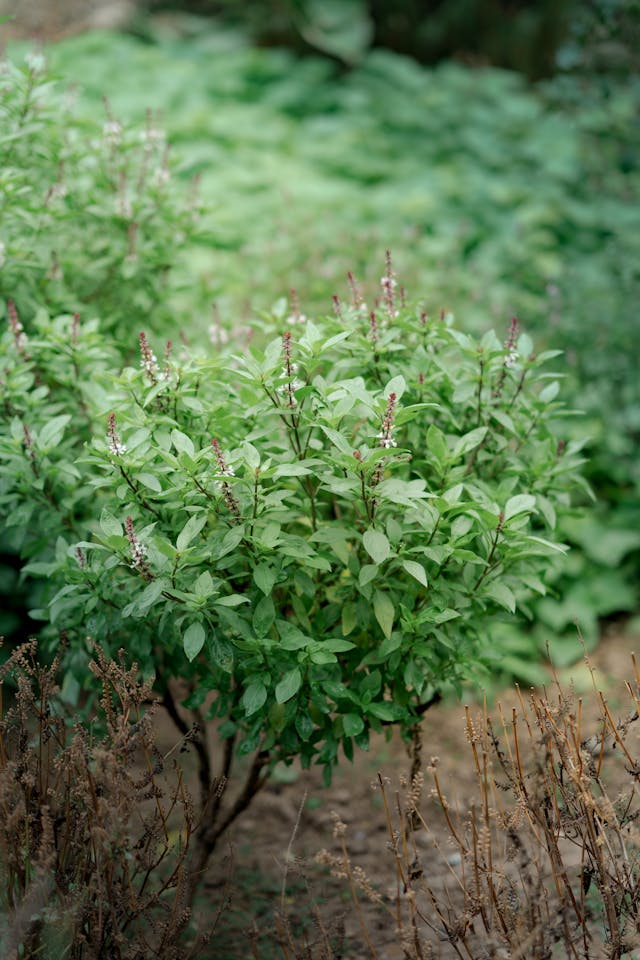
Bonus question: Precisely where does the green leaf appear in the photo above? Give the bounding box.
[171,429,195,458]
[453,427,487,458]
[39,414,70,449]
[253,595,275,636]
[275,668,302,704]
[242,441,260,470]
[341,602,357,636]
[242,681,268,717]
[483,581,517,613]
[176,514,207,551]
[295,712,314,741]
[137,579,165,611]
[324,637,356,652]
[367,702,397,722]
[211,635,234,672]
[194,571,215,597]
[539,381,560,403]
[343,713,364,737]
[401,560,428,588]
[358,564,378,587]
[253,563,277,596]
[363,528,390,564]
[377,632,402,660]
[373,590,394,639]
[183,622,205,661]
[426,424,447,464]
[218,527,244,557]
[100,508,122,538]
[384,374,406,401]
[273,463,311,478]
[504,494,536,521]
[136,472,162,493]
[320,426,353,455]
[215,594,250,606]
[278,621,309,650]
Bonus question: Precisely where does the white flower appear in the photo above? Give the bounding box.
[209,322,230,347]
[142,127,165,145]
[140,353,158,374]
[129,540,148,566]
[103,120,123,145]
[504,350,519,369]
[25,52,45,72]
[152,167,170,189]
[107,436,127,457]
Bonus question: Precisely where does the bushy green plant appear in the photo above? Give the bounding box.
[0,271,585,798]
[0,53,202,343]
[34,26,639,661]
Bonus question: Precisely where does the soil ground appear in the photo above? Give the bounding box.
[163,625,640,959]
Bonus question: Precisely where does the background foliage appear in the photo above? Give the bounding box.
[2,5,639,676]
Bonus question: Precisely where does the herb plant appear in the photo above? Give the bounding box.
[0,54,202,344]
[0,266,584,871]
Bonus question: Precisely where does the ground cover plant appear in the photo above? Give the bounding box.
[19,22,640,664]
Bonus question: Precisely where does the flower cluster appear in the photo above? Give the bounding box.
[380,249,399,321]
[8,300,28,356]
[278,331,302,408]
[209,303,230,348]
[107,413,126,457]
[503,316,520,368]
[125,515,154,581]
[369,310,379,347]
[285,288,307,325]
[493,316,520,399]
[161,339,173,382]
[139,331,159,384]
[377,392,398,449]
[347,271,366,312]
[211,438,240,517]
[103,119,122,147]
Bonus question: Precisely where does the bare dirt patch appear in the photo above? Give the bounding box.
[166,626,640,958]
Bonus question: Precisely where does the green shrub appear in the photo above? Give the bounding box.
[0,269,585,797]
[0,53,202,343]
[35,27,640,661]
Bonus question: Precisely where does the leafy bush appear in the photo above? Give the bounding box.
[0,263,584,807]
[34,27,640,660]
[0,641,201,959]
[0,54,202,343]
[0,29,631,703]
